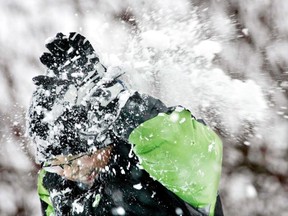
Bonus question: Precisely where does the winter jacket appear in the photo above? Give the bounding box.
[28,32,224,216]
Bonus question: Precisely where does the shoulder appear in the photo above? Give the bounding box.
[114,91,168,139]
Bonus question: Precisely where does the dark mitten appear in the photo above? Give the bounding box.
[27,32,127,162]
[39,32,103,84]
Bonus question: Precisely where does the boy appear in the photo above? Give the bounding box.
[27,32,224,216]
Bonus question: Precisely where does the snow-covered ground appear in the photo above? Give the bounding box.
[0,0,287,215]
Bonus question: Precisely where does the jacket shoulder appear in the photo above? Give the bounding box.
[114,91,168,139]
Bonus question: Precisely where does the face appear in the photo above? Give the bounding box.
[43,146,112,186]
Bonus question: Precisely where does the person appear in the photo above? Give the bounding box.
[27,32,224,216]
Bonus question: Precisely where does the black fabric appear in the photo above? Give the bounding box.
[113,91,168,140]
[185,203,205,216]
[40,199,49,216]
[214,195,224,216]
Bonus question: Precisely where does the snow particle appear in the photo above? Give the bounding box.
[208,142,215,152]
[175,207,183,215]
[175,107,184,112]
[133,183,142,190]
[179,118,186,124]
[243,141,250,146]
[170,113,179,122]
[72,201,84,214]
[120,167,126,175]
[242,28,249,36]
[112,206,125,215]
[246,184,257,198]
[128,146,134,158]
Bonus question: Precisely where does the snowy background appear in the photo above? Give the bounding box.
[1,0,288,215]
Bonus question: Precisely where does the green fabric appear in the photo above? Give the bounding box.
[38,169,55,216]
[128,108,222,216]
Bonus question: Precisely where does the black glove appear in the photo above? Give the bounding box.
[39,32,102,83]
[28,32,126,162]
[31,32,107,112]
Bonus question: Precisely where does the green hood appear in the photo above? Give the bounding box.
[128,108,223,216]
